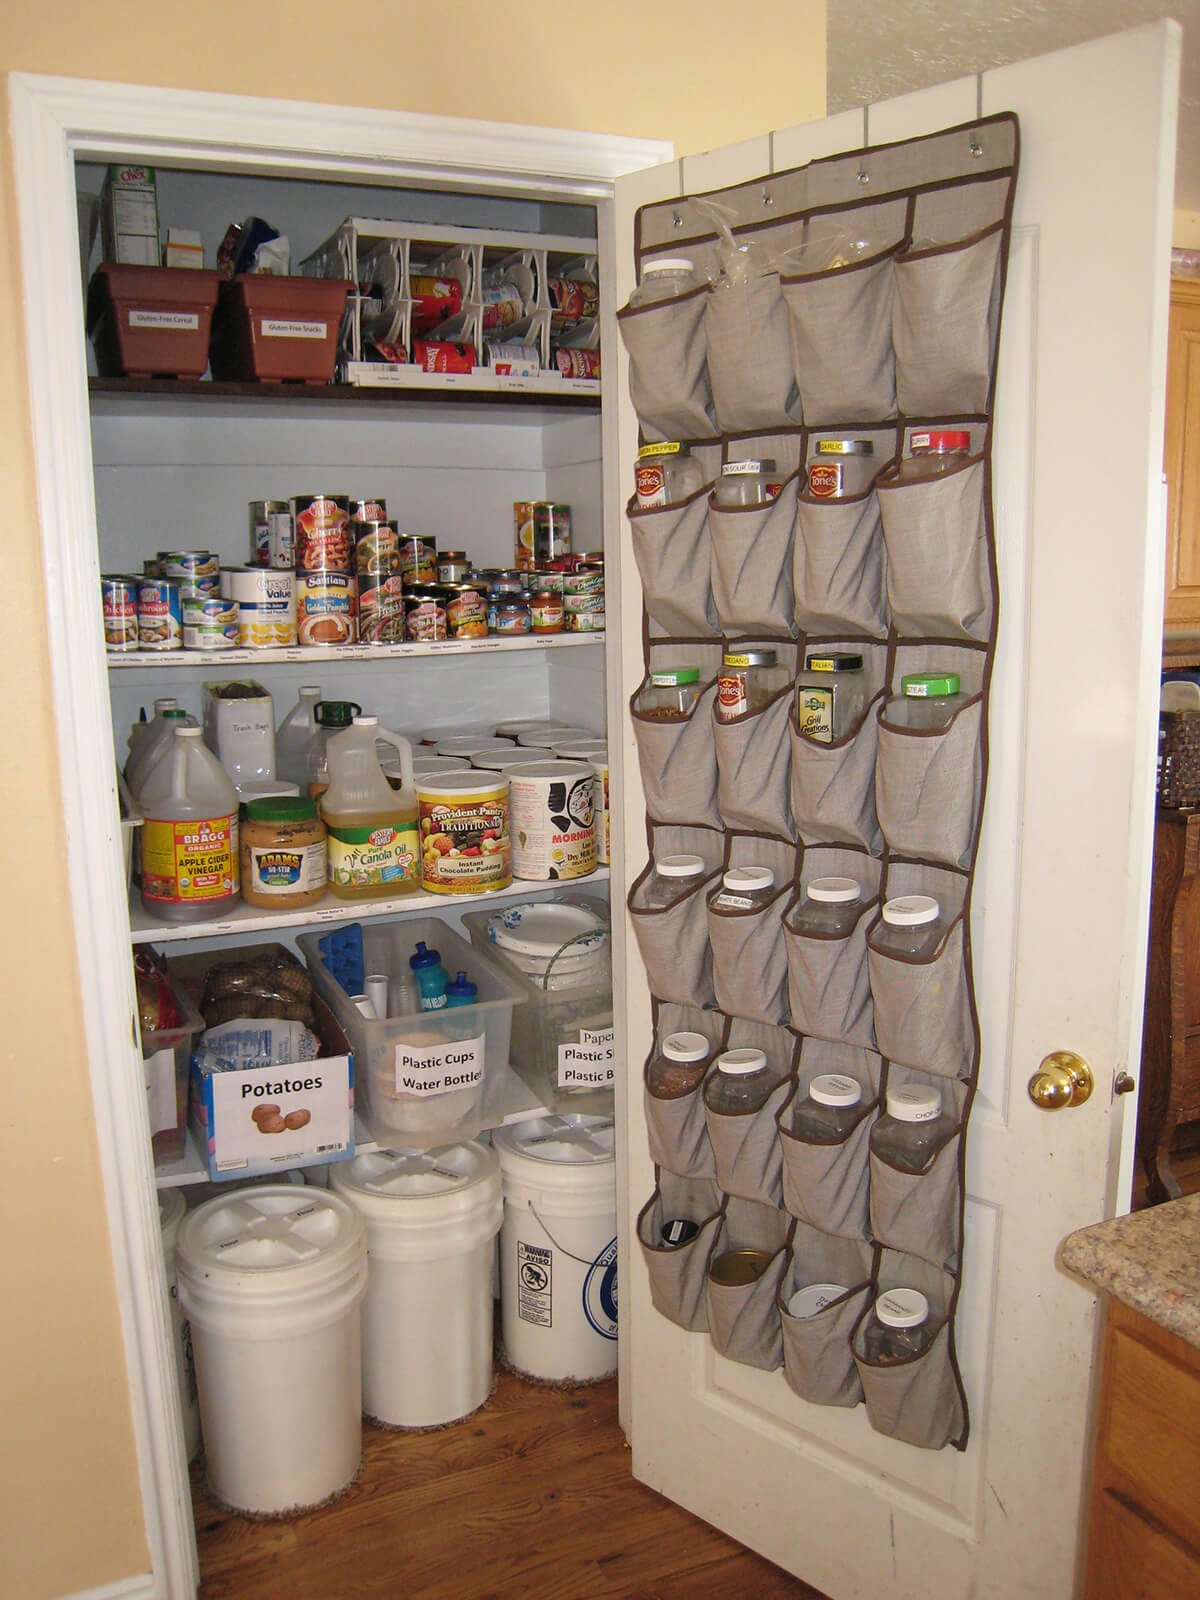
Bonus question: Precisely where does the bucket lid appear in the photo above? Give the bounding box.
[176,1186,364,1283]
[493,1114,614,1167]
[332,1143,498,1208]
[487,900,609,961]
[508,760,597,781]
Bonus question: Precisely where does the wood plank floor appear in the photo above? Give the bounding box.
[193,1370,825,1600]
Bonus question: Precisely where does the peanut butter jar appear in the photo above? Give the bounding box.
[240,797,328,909]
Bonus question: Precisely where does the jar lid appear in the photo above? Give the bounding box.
[875,1287,930,1329]
[787,1282,848,1319]
[644,257,695,274]
[662,1031,711,1063]
[806,876,861,904]
[440,549,468,560]
[902,672,961,698]
[882,894,940,927]
[805,652,864,673]
[715,1047,768,1076]
[722,458,776,475]
[243,795,319,823]
[885,1084,943,1123]
[723,648,778,668]
[910,429,970,453]
[815,438,874,456]
[315,700,361,727]
[638,441,686,459]
[162,708,189,720]
[649,667,700,686]
[722,865,774,891]
[809,1073,863,1108]
[656,853,707,878]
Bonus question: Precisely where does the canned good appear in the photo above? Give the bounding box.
[418,772,511,894]
[437,550,470,584]
[396,536,437,586]
[514,502,537,567]
[530,589,564,633]
[555,348,601,379]
[249,501,287,565]
[519,501,572,572]
[548,277,599,322]
[564,598,605,633]
[296,571,358,647]
[509,761,597,881]
[481,283,524,331]
[102,577,139,652]
[137,578,182,651]
[487,344,540,378]
[409,275,463,333]
[267,511,294,569]
[404,585,448,642]
[291,494,351,573]
[349,497,387,523]
[445,583,489,639]
[160,550,219,585]
[563,565,603,600]
[491,595,531,634]
[413,340,476,374]
[534,570,564,596]
[709,1249,774,1287]
[354,520,398,578]
[182,594,239,651]
[225,567,297,649]
[357,574,406,644]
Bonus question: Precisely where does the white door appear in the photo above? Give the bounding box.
[608,23,1178,1599]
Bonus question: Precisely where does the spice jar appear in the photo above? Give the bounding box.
[437,550,469,583]
[716,647,785,722]
[790,1074,864,1142]
[795,651,868,743]
[239,796,328,909]
[635,441,706,508]
[873,895,947,960]
[530,588,564,633]
[628,257,703,307]
[861,1288,936,1364]
[640,852,708,909]
[896,429,971,481]
[713,458,781,507]
[870,1084,957,1173]
[790,876,863,937]
[884,672,966,730]
[710,865,776,912]
[639,666,701,720]
[807,437,875,499]
[647,1031,713,1100]
[703,1047,782,1114]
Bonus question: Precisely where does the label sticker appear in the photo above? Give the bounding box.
[517,1240,552,1326]
[582,1237,618,1340]
[144,1047,177,1136]
[558,1027,615,1089]
[129,309,200,331]
[393,1032,485,1097]
[206,1059,349,1171]
[261,318,327,339]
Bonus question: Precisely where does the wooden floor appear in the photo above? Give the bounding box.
[193,1370,825,1600]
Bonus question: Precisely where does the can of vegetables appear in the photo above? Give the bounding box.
[417,771,511,894]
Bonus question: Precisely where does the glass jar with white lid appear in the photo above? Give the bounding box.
[860,1288,937,1364]
[710,865,776,913]
[789,1073,864,1142]
[702,1046,783,1115]
[870,1083,957,1173]
[628,257,704,308]
[647,1030,714,1100]
[641,853,709,909]
[872,895,948,960]
[713,457,782,508]
[789,877,863,937]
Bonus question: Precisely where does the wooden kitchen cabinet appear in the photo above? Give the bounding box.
[1164,277,1200,628]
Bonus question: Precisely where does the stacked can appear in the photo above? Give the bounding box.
[514,501,572,572]
[563,556,604,633]
[355,519,405,644]
[249,501,294,569]
[160,551,237,650]
[292,494,357,647]
[102,576,140,652]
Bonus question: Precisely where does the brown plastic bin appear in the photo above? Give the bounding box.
[88,263,222,379]
[210,275,352,384]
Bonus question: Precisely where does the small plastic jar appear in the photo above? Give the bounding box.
[861,1288,936,1364]
[790,1074,864,1142]
[873,895,947,960]
[639,666,701,720]
[628,257,703,307]
[716,647,785,722]
[529,589,564,633]
[641,852,708,909]
[884,672,966,731]
[713,458,781,508]
[871,1084,957,1173]
[647,1030,713,1100]
[896,428,971,481]
[635,441,706,508]
[790,877,863,938]
[491,594,532,634]
[239,796,328,909]
[703,1047,782,1114]
[787,1282,849,1319]
[807,437,876,499]
[436,550,470,583]
[795,651,868,743]
[710,865,776,912]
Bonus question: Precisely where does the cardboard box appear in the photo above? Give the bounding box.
[102,164,159,266]
[164,228,204,270]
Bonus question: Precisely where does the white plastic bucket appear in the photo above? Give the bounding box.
[332,1143,502,1427]
[176,1185,367,1514]
[158,1187,201,1462]
[493,1115,617,1383]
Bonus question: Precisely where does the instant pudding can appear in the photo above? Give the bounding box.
[225,567,297,648]
[296,571,358,647]
[418,771,511,894]
[182,595,239,650]
[291,494,351,573]
[509,760,597,881]
[102,576,139,652]
[137,578,182,650]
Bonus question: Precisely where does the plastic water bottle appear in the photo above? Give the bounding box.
[410,941,450,1010]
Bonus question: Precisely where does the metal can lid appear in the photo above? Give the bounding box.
[815,438,874,456]
[881,894,940,927]
[723,648,778,668]
[649,667,700,686]
[806,875,861,904]
[805,652,863,672]
[902,672,961,698]
[885,1084,943,1123]
[715,1046,769,1076]
[722,458,776,475]
[809,1073,863,1108]
[875,1287,930,1329]
[709,1248,773,1286]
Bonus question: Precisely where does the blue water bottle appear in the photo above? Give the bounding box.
[445,970,478,1008]
[409,941,449,1010]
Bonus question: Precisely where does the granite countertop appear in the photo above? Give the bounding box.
[1061,1194,1200,1348]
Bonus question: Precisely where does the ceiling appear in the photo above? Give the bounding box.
[827,2,1200,213]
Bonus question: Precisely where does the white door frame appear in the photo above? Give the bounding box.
[8,72,671,1599]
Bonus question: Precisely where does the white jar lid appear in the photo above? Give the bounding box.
[645,257,694,273]
[806,876,861,904]
[787,1282,848,1319]
[875,1287,930,1329]
[882,893,939,927]
[722,865,774,892]
[885,1084,943,1123]
[809,1073,863,1109]
[716,1047,768,1076]
[656,853,707,878]
[662,1031,711,1063]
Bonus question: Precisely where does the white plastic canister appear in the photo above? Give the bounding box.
[492,1115,617,1383]
[176,1185,367,1514]
[332,1143,502,1427]
[158,1187,201,1462]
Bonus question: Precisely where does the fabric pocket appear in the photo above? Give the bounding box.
[637,1173,725,1332]
[793,483,891,639]
[629,483,719,639]
[708,477,799,638]
[705,1199,790,1370]
[867,886,973,1080]
[868,1072,968,1268]
[632,645,722,829]
[643,1003,720,1181]
[705,272,800,432]
[781,243,902,425]
[875,696,984,869]
[782,847,881,1048]
[853,1255,967,1450]
[893,223,1004,417]
[707,836,795,1026]
[778,1226,874,1407]
[876,452,992,642]
[789,642,888,851]
[617,284,716,442]
[714,680,794,838]
[703,1072,790,1206]
[778,1041,881,1239]
[628,826,725,1006]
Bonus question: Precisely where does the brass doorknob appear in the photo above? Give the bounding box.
[1028,1051,1095,1110]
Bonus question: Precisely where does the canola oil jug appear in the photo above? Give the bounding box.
[320,716,419,900]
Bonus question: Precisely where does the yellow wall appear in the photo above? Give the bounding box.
[0,5,824,1596]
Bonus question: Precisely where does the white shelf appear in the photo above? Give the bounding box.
[131,866,611,944]
[108,632,604,672]
[342,363,599,397]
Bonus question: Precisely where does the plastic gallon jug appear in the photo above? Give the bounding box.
[125,706,196,799]
[138,726,239,922]
[158,1187,201,1462]
[331,1143,502,1427]
[304,699,362,798]
[492,1115,617,1383]
[175,1185,367,1515]
[275,685,323,788]
[320,716,419,900]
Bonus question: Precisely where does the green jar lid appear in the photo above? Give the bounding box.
[902,672,961,698]
[243,796,319,823]
[315,700,362,728]
[650,667,700,686]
